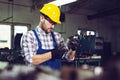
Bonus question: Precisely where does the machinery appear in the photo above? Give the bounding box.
[0,48,25,64]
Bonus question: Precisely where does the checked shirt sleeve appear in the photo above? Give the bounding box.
[21,31,37,64]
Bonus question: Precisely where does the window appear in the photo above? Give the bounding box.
[86,31,95,36]
[14,25,28,36]
[77,28,96,36]
[0,24,11,49]
[0,23,30,49]
[14,25,28,49]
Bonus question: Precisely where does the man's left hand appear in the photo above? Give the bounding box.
[67,35,79,51]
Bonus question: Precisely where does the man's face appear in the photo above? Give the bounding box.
[40,15,56,33]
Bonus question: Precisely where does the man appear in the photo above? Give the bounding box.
[21,4,78,70]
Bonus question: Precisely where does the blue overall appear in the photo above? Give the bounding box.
[32,30,61,70]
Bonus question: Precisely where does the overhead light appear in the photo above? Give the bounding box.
[48,0,77,6]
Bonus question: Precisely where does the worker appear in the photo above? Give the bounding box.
[21,4,78,70]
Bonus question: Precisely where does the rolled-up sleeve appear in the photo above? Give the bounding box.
[21,32,37,63]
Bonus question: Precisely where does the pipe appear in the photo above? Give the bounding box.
[0,1,31,8]
[0,16,13,22]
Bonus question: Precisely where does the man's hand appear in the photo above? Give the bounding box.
[67,35,79,51]
[51,41,68,59]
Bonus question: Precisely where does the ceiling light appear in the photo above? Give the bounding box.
[48,0,77,6]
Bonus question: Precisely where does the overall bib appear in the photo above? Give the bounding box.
[32,30,61,70]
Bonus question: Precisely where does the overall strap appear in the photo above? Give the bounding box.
[32,30,41,47]
[51,32,57,47]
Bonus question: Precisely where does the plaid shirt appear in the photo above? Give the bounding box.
[21,26,66,63]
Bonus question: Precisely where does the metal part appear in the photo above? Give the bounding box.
[0,48,25,64]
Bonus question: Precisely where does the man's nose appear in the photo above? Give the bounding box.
[51,25,54,29]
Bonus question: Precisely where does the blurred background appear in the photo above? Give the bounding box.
[0,0,120,80]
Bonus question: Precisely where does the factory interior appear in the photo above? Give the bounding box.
[0,0,120,80]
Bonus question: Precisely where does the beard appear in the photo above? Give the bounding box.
[41,21,54,33]
[41,27,53,34]
[46,28,53,33]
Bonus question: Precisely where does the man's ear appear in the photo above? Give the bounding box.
[40,15,44,22]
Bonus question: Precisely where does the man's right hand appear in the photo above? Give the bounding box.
[51,41,68,59]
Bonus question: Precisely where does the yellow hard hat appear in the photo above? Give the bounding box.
[40,4,61,24]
